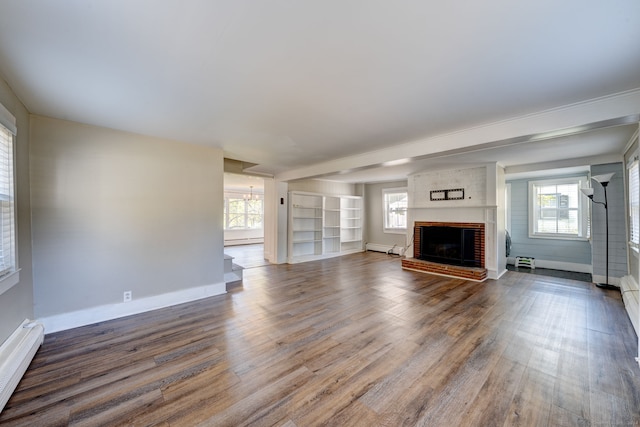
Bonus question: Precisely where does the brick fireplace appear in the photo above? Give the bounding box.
[401,221,487,281]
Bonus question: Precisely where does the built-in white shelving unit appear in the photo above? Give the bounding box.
[288,192,363,263]
[323,196,341,255]
[289,192,323,262]
[340,196,363,253]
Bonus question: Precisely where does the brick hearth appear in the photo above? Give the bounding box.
[401,221,487,281]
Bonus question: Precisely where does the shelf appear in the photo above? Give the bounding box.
[289,191,364,264]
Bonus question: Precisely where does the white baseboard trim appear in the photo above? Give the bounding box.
[494,268,509,280]
[224,238,264,247]
[620,274,639,293]
[365,243,405,256]
[507,257,592,274]
[39,282,226,334]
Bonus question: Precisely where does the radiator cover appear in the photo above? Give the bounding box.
[0,319,44,413]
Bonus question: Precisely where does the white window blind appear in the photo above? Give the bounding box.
[628,159,639,247]
[0,122,15,277]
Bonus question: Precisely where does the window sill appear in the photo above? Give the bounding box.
[0,269,20,297]
[527,234,589,242]
[384,228,407,235]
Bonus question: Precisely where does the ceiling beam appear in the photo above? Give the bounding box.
[276,89,640,182]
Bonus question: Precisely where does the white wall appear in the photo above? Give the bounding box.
[224,228,263,245]
[0,77,34,344]
[624,137,639,287]
[407,164,505,279]
[275,180,289,263]
[622,133,639,336]
[30,116,225,326]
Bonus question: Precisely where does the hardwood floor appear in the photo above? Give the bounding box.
[224,243,269,269]
[2,252,639,426]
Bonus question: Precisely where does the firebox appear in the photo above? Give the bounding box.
[414,222,485,269]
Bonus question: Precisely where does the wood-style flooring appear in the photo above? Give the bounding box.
[2,252,639,426]
[224,244,269,269]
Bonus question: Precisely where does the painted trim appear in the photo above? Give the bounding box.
[0,270,20,297]
[382,187,408,234]
[39,282,227,334]
[623,128,639,157]
[527,176,589,240]
[494,268,509,280]
[224,237,264,246]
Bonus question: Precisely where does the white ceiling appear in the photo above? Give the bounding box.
[224,173,264,193]
[0,1,638,182]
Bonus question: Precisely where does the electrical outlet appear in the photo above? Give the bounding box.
[123,291,132,302]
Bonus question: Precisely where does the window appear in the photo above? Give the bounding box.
[0,102,16,293]
[628,156,639,249]
[383,188,407,233]
[223,192,263,230]
[529,177,588,239]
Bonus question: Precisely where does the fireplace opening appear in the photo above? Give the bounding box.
[418,225,482,267]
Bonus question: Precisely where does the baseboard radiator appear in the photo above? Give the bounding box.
[365,243,406,256]
[0,319,44,413]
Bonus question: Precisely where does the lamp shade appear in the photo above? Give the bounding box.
[580,187,594,199]
[592,173,615,185]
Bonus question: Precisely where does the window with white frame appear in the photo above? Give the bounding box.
[628,156,639,249]
[223,192,264,230]
[383,187,407,233]
[0,104,16,281]
[529,177,588,239]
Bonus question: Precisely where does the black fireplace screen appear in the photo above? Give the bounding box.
[419,226,481,267]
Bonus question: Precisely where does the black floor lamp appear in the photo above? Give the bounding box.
[581,172,617,290]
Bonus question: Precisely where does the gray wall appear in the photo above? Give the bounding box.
[30,116,224,318]
[364,180,408,249]
[591,163,627,282]
[0,78,34,344]
[507,174,592,268]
